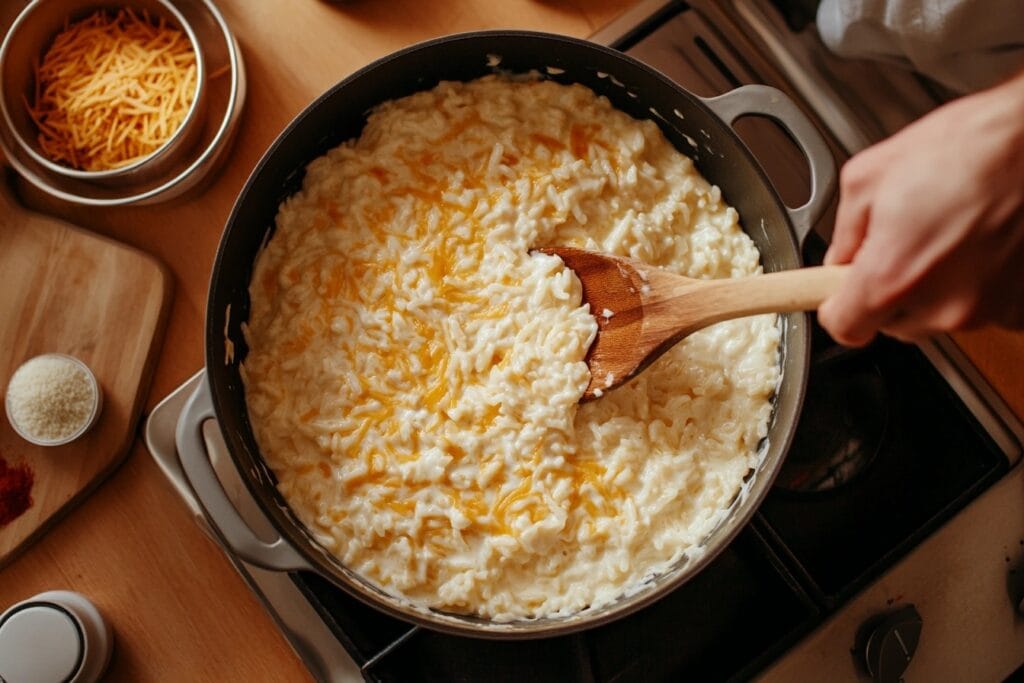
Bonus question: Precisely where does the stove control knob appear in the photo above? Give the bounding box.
[861,605,922,683]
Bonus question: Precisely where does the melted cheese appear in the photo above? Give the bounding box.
[242,75,780,621]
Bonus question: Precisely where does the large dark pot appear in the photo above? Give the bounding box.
[176,30,835,638]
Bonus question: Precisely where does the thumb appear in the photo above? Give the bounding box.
[817,259,890,347]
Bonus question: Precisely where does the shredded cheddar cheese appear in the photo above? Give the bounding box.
[25,8,198,171]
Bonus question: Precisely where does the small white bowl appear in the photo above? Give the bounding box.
[4,353,103,447]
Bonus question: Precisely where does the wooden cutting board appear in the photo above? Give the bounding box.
[0,172,171,569]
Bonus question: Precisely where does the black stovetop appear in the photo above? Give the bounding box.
[295,524,817,682]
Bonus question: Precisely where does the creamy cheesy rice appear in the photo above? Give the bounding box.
[241,75,780,621]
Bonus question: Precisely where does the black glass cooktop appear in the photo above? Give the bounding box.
[294,526,818,682]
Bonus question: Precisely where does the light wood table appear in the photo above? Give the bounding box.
[0,1,633,681]
[1,1,1022,681]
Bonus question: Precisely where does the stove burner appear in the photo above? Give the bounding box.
[773,352,889,493]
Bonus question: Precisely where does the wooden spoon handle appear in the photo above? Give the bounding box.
[656,264,850,330]
[723,263,849,314]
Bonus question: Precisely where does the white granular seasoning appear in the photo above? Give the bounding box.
[242,76,780,621]
[6,355,96,442]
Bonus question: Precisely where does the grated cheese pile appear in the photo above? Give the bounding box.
[6,355,96,442]
[25,8,198,171]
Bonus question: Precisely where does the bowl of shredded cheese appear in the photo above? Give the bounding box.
[5,354,102,447]
[0,0,207,185]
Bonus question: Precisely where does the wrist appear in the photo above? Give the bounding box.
[998,68,1024,112]
[973,68,1024,148]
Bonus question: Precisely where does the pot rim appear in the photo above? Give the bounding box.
[203,29,820,638]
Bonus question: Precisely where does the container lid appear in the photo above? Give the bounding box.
[0,603,83,681]
[0,591,112,683]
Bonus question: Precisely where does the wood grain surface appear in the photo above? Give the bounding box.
[0,176,170,568]
[0,2,635,681]
[0,1,1021,681]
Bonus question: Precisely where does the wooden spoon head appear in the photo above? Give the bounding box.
[535,246,651,401]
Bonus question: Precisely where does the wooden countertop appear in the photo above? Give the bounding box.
[0,1,634,681]
[1,1,1022,681]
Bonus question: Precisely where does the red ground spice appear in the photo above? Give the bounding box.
[0,452,34,526]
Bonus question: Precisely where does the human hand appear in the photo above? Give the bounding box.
[817,69,1024,347]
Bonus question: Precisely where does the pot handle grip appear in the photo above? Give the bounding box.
[703,84,836,245]
[175,377,311,571]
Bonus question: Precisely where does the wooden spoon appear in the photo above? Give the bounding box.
[535,247,848,401]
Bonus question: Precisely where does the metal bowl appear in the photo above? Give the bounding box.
[0,0,244,206]
[177,31,835,639]
[0,0,207,186]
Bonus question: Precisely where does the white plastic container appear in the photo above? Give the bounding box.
[0,590,114,682]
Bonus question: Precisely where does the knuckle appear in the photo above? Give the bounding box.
[839,157,871,192]
[816,302,845,338]
[858,268,904,312]
[855,249,922,313]
[818,296,873,347]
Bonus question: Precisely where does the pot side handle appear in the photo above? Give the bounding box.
[175,376,311,572]
[703,84,836,246]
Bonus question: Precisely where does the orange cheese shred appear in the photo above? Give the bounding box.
[25,8,198,171]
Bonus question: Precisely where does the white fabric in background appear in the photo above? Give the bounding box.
[817,0,1024,93]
